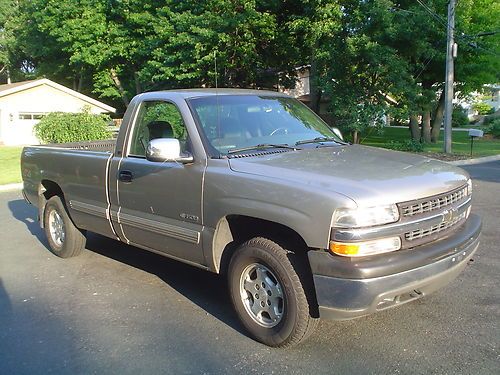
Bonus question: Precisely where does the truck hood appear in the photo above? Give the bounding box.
[228,145,469,207]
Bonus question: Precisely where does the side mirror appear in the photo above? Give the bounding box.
[332,127,344,141]
[146,138,194,163]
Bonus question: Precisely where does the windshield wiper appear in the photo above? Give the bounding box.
[295,137,341,146]
[227,143,299,154]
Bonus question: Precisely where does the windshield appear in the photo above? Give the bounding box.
[188,95,342,155]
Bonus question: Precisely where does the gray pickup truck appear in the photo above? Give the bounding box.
[21,89,481,347]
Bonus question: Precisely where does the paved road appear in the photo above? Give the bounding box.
[1,161,499,375]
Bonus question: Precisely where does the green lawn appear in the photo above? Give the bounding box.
[359,127,500,157]
[0,146,23,185]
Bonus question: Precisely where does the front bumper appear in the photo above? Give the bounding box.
[309,214,481,320]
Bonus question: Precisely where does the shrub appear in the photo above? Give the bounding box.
[34,110,112,144]
[386,139,424,152]
[483,115,499,126]
[452,107,469,128]
[486,119,500,138]
[472,102,494,115]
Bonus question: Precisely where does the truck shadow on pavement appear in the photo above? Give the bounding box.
[8,198,246,336]
[8,199,49,249]
[84,232,247,335]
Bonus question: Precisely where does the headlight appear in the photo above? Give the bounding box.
[330,237,402,257]
[467,178,472,195]
[332,204,399,228]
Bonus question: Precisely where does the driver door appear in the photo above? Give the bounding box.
[112,100,205,265]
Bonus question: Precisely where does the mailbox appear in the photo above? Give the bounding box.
[468,129,484,138]
[468,129,484,156]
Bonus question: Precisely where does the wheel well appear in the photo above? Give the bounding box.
[40,180,64,200]
[214,215,309,275]
[38,180,65,227]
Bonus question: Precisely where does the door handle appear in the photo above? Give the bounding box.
[118,170,133,183]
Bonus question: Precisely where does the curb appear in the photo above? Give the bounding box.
[0,182,23,192]
[447,154,500,166]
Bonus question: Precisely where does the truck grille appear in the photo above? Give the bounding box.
[405,212,466,242]
[398,184,470,248]
[401,185,468,217]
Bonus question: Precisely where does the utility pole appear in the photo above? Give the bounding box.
[443,0,456,154]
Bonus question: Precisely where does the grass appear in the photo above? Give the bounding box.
[359,127,500,157]
[0,146,23,185]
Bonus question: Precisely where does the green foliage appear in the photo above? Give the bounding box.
[486,119,500,138]
[34,111,112,144]
[386,139,424,153]
[483,115,499,126]
[452,106,470,128]
[472,102,494,115]
[3,0,499,127]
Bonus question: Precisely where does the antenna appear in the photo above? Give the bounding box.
[214,50,218,89]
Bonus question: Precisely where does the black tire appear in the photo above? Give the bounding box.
[43,196,86,258]
[228,237,319,347]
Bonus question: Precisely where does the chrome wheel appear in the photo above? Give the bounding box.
[239,263,285,328]
[48,209,65,247]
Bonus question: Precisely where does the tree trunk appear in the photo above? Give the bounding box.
[134,71,142,94]
[77,73,83,92]
[431,91,445,143]
[309,59,321,114]
[352,130,359,144]
[409,114,421,140]
[422,111,431,143]
[110,68,130,106]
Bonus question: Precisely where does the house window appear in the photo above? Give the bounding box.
[19,113,45,120]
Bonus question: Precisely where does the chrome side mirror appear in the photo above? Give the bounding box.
[332,127,344,141]
[146,138,194,163]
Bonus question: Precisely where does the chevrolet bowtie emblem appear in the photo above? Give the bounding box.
[442,208,457,223]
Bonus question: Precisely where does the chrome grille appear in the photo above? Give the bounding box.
[401,185,468,217]
[405,212,466,242]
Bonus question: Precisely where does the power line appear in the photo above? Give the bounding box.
[404,2,500,58]
[415,0,449,30]
[415,54,436,79]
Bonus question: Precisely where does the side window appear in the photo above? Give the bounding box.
[129,101,189,157]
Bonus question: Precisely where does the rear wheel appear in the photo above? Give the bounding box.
[43,196,86,258]
[228,237,318,347]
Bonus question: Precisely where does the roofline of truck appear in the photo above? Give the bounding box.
[141,88,290,99]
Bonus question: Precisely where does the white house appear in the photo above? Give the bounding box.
[0,78,115,145]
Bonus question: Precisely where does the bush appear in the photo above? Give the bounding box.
[34,111,112,144]
[483,115,499,126]
[452,107,469,128]
[386,139,424,152]
[472,102,494,115]
[486,119,500,138]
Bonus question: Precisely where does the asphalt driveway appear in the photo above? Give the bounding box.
[0,161,498,374]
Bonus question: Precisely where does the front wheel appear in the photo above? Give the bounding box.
[228,237,318,347]
[43,196,86,258]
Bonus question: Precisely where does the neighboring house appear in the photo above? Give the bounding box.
[481,84,500,112]
[278,65,335,124]
[459,84,500,120]
[0,79,115,146]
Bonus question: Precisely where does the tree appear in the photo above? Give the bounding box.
[291,0,415,143]
[140,0,286,90]
[391,0,499,142]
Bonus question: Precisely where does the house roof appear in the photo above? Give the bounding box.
[0,78,115,113]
